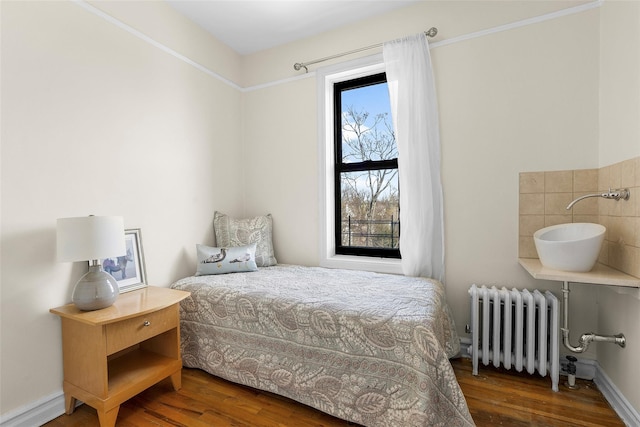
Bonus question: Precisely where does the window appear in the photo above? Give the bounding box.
[333,73,400,258]
[318,57,401,274]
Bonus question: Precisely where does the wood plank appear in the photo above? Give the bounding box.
[453,358,625,427]
[44,358,625,427]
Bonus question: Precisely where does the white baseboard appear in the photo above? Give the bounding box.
[0,391,67,427]
[459,337,640,426]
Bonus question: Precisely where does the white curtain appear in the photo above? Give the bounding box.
[383,33,444,282]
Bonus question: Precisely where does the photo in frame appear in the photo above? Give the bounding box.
[101,228,147,293]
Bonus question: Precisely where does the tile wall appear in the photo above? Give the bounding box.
[519,156,640,278]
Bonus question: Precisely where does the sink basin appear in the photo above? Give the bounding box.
[533,223,606,272]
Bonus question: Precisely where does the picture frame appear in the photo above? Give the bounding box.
[101,228,147,293]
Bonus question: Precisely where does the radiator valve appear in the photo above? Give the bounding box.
[565,355,578,390]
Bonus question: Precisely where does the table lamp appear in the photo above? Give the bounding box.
[57,215,126,311]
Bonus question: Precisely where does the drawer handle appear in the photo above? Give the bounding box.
[143,320,151,327]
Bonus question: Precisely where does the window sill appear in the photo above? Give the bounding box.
[320,255,402,275]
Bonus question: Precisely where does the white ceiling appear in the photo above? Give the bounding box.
[166,1,419,55]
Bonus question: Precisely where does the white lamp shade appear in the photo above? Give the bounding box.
[57,216,126,262]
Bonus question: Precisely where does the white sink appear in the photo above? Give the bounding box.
[533,223,606,272]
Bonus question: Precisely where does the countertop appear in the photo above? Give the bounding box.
[518,258,640,288]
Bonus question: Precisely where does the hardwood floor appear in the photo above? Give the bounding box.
[44,358,624,427]
[453,358,624,427]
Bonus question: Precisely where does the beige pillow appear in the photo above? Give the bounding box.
[213,211,277,267]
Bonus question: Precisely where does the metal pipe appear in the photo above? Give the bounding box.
[293,28,438,72]
[561,281,626,353]
[566,188,630,210]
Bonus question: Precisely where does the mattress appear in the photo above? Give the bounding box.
[171,264,473,426]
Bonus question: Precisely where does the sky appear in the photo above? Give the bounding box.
[341,81,391,118]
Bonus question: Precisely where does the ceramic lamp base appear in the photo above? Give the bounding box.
[72,264,119,311]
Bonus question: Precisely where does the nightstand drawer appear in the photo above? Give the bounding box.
[106,305,177,355]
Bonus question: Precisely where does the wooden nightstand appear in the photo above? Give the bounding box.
[50,286,190,427]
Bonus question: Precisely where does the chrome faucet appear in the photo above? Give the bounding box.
[566,188,630,210]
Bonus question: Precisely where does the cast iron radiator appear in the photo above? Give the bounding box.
[468,284,560,391]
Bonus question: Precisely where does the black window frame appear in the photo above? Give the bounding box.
[333,72,401,259]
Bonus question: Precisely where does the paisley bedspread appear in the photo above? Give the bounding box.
[171,265,474,426]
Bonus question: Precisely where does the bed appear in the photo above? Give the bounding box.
[170,264,474,426]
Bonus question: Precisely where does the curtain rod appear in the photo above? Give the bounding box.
[293,27,438,73]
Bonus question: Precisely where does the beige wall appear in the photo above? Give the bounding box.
[241,79,320,261]
[0,1,243,416]
[597,0,640,413]
[516,1,640,410]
